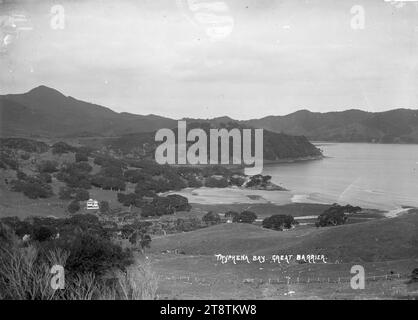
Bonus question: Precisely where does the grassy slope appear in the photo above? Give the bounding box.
[150,211,418,263]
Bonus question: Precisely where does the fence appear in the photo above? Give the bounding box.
[162,272,410,287]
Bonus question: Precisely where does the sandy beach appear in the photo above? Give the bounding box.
[162,187,294,205]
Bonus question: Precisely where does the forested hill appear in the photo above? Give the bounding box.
[107,122,322,161]
[243,109,418,143]
[1,86,322,160]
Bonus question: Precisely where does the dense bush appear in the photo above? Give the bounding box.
[225,211,239,221]
[58,187,89,201]
[246,174,271,188]
[75,188,90,201]
[0,151,19,170]
[91,175,125,191]
[67,200,80,214]
[99,201,110,214]
[20,152,30,160]
[37,172,52,183]
[52,142,77,154]
[117,193,145,207]
[57,162,93,189]
[75,152,89,162]
[32,225,56,241]
[205,176,229,188]
[316,204,361,227]
[58,233,133,277]
[236,211,257,223]
[10,178,53,199]
[262,214,298,231]
[37,160,58,173]
[0,138,49,153]
[166,194,191,212]
[202,211,221,225]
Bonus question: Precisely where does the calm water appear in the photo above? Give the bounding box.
[263,143,418,210]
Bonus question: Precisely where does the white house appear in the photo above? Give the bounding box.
[86,199,99,210]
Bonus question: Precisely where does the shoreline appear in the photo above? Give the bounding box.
[263,154,324,165]
[164,186,415,219]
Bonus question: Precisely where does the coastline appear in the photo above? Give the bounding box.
[164,186,415,219]
[263,154,324,165]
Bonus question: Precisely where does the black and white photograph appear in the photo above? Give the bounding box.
[0,0,418,304]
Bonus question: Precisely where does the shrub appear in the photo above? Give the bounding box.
[32,226,55,241]
[62,233,133,277]
[10,179,53,199]
[74,188,90,201]
[16,171,27,180]
[52,142,76,154]
[20,152,30,160]
[202,211,221,225]
[68,200,80,214]
[316,204,360,227]
[236,211,257,224]
[225,211,239,221]
[38,172,52,183]
[58,186,73,200]
[205,176,229,188]
[262,214,297,231]
[75,152,89,162]
[166,194,191,212]
[99,201,110,214]
[37,160,58,173]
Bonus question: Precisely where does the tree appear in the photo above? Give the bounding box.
[316,204,360,227]
[37,160,58,173]
[32,226,55,241]
[75,188,90,201]
[237,211,257,224]
[202,211,221,225]
[225,211,239,222]
[75,152,88,162]
[166,194,191,212]
[99,201,110,214]
[205,176,229,188]
[68,200,80,214]
[37,172,52,183]
[52,142,76,154]
[58,186,73,200]
[262,214,297,231]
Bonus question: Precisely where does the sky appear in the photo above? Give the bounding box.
[1,0,418,119]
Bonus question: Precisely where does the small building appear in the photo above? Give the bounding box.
[86,199,99,210]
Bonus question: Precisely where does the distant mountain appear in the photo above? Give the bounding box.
[243,109,418,143]
[0,85,176,137]
[108,121,322,161]
[0,86,322,160]
[3,86,417,143]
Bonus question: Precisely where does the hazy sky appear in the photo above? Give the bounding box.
[1,0,418,119]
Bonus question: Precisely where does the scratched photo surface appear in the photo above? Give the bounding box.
[0,0,417,301]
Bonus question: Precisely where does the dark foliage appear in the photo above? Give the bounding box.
[316,204,361,227]
[10,178,53,199]
[67,200,80,214]
[37,160,58,173]
[236,211,257,223]
[202,211,221,225]
[52,141,77,154]
[205,176,229,188]
[0,138,49,153]
[262,214,298,231]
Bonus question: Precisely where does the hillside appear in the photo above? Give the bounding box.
[107,123,322,161]
[244,109,418,143]
[150,211,418,263]
[0,86,176,137]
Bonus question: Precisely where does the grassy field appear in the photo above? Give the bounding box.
[147,211,418,299]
